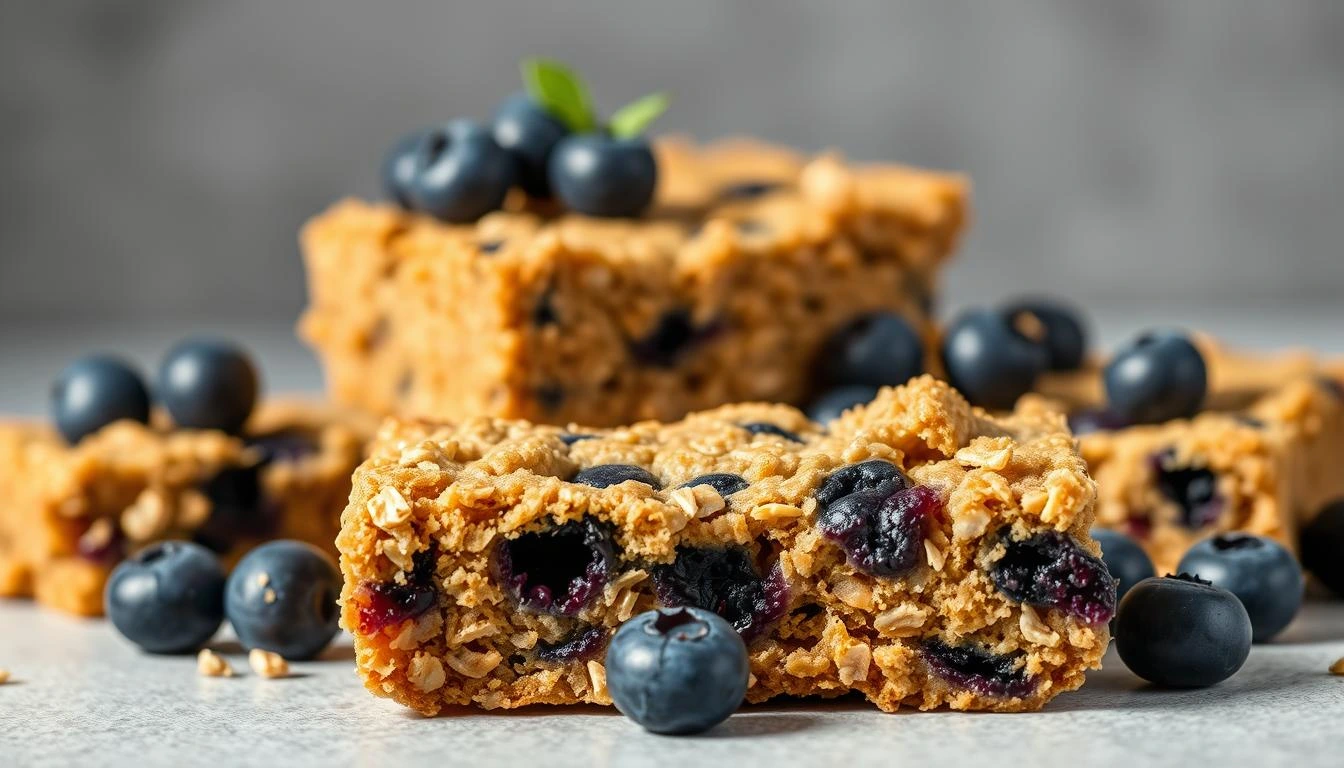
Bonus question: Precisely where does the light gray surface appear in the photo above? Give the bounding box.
[3,0,1344,324]
[1,599,1342,768]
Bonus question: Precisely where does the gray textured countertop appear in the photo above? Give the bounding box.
[2,600,1342,768]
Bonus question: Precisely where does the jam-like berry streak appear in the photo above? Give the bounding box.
[922,639,1036,699]
[536,625,610,663]
[356,551,438,635]
[495,519,616,616]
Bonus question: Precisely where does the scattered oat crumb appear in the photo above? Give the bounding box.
[249,649,290,679]
[197,649,234,678]
[0,668,10,685]
[1330,656,1344,676]
[256,573,270,588]
[263,588,277,604]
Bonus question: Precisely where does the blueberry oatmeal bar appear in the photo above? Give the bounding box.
[0,402,373,617]
[337,376,1113,714]
[1027,341,1344,573]
[301,139,966,426]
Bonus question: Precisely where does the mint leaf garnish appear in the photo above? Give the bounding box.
[521,58,596,133]
[608,92,670,139]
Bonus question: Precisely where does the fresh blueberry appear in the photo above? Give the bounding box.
[1301,499,1344,597]
[495,519,615,616]
[573,464,662,490]
[1103,331,1207,424]
[549,134,657,218]
[1090,528,1155,604]
[807,385,880,423]
[406,119,516,223]
[941,308,1049,410]
[492,93,569,199]
[1001,298,1088,371]
[157,339,259,434]
[990,529,1117,624]
[381,129,425,209]
[50,355,151,444]
[1177,534,1303,642]
[104,541,226,654]
[605,607,749,735]
[740,422,803,443]
[677,473,749,498]
[651,547,788,641]
[225,540,341,660]
[818,312,924,390]
[1114,574,1251,687]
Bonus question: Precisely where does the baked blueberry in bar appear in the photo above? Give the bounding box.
[301,139,966,427]
[0,402,372,617]
[1027,340,1344,574]
[338,377,1114,714]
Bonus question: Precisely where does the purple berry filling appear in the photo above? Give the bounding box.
[356,552,438,635]
[990,528,1117,624]
[651,547,788,642]
[922,639,1035,699]
[247,430,320,464]
[1068,407,1130,435]
[192,463,279,553]
[1150,452,1223,530]
[495,519,615,616]
[75,520,125,564]
[536,625,609,663]
[817,481,941,579]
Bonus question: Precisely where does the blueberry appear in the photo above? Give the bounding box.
[406,120,516,223]
[495,519,615,616]
[1103,331,1207,424]
[818,312,924,389]
[1001,298,1088,371]
[990,529,1117,624]
[652,547,788,641]
[941,308,1049,410]
[573,464,662,490]
[1177,534,1303,643]
[1114,575,1251,687]
[381,129,425,209]
[549,134,657,218]
[50,355,151,444]
[157,339,259,434]
[677,473,749,498]
[718,180,782,200]
[815,460,908,509]
[629,309,708,368]
[536,625,609,663]
[192,462,276,553]
[492,93,569,199]
[818,483,941,579]
[1090,528,1155,604]
[558,433,598,446]
[740,422,803,443]
[807,385,880,423]
[1151,455,1223,530]
[921,639,1035,699]
[605,607,749,735]
[1068,407,1130,435]
[225,540,341,660]
[1301,499,1344,596]
[104,541,226,654]
[355,551,437,635]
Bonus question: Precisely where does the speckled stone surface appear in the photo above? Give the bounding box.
[1,599,1341,768]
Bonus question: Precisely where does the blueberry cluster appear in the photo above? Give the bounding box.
[50,339,259,444]
[383,58,667,223]
[106,539,341,660]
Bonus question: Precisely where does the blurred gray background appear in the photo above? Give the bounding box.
[1,0,1341,410]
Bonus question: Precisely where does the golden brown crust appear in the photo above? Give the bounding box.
[0,400,373,617]
[338,377,1108,715]
[1029,341,1344,573]
[300,139,967,426]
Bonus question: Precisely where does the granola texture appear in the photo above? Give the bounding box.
[338,377,1111,715]
[1027,341,1344,573]
[301,138,967,427]
[0,401,373,617]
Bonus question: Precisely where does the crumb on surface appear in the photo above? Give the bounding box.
[1330,657,1344,676]
[0,668,10,684]
[197,649,234,678]
[249,649,290,679]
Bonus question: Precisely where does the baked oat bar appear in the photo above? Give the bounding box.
[301,139,966,427]
[0,401,373,617]
[337,377,1114,715]
[1028,341,1344,573]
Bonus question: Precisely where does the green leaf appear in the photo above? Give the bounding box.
[521,58,596,133]
[608,91,670,139]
